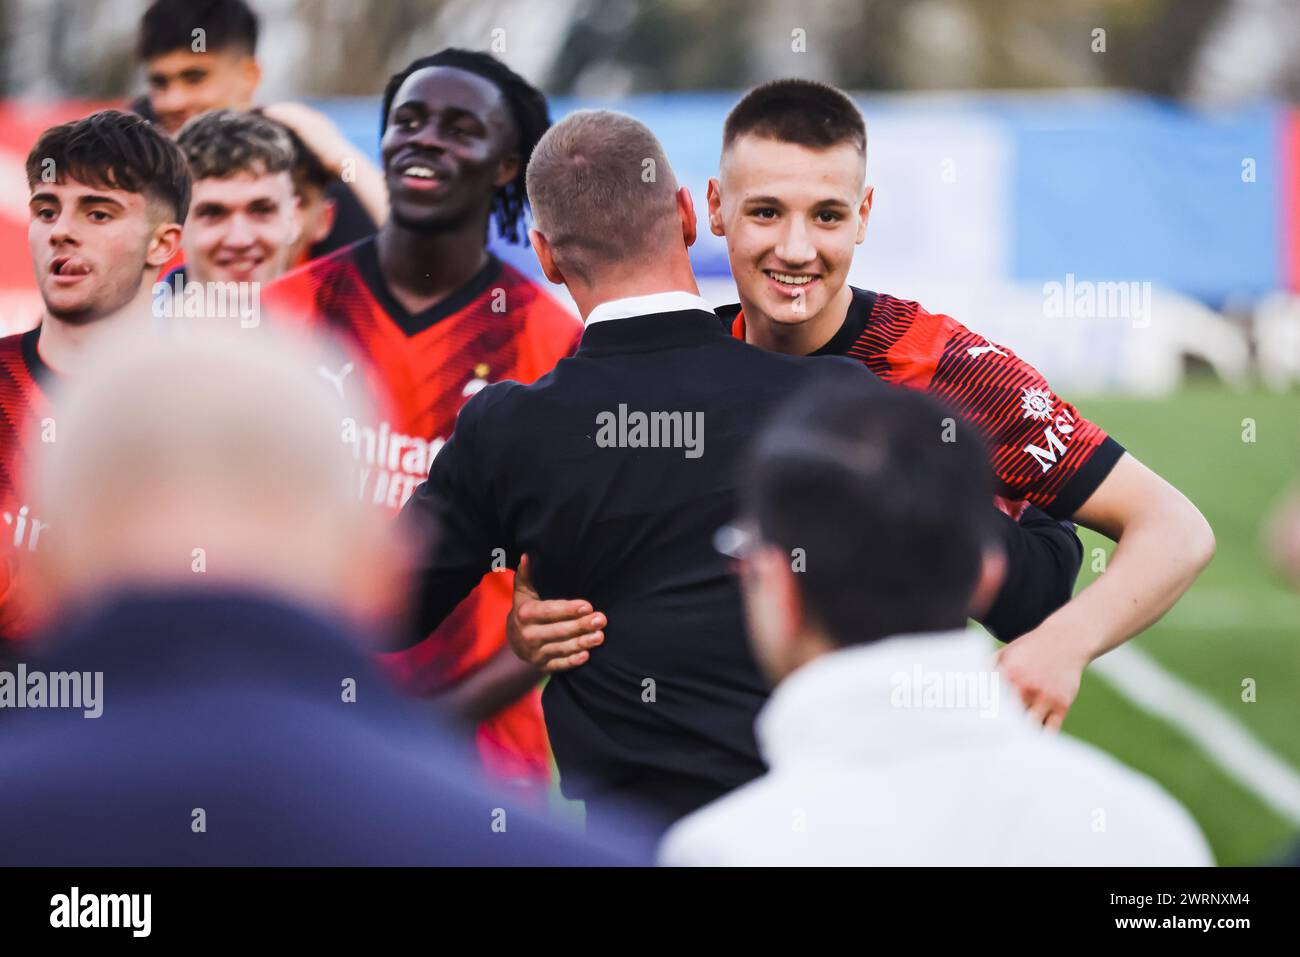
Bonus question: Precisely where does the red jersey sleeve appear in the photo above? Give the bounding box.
[885,302,1125,518]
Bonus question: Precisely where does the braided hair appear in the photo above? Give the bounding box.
[381,48,551,244]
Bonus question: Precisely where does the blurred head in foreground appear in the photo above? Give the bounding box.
[3,329,634,867]
[731,375,1005,684]
[29,329,402,631]
[1266,485,1300,590]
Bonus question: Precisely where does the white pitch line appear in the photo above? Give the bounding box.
[1091,643,1300,826]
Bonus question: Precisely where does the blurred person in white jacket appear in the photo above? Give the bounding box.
[658,375,1213,867]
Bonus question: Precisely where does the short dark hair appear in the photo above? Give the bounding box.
[381,48,551,244]
[26,110,192,224]
[276,120,334,194]
[139,0,259,60]
[723,78,866,156]
[177,109,295,181]
[741,370,995,646]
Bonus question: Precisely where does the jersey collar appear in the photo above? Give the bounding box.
[352,235,503,337]
[724,286,878,356]
[22,326,59,388]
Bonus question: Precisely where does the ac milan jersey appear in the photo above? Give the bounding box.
[722,288,1125,518]
[262,238,582,790]
[0,329,54,652]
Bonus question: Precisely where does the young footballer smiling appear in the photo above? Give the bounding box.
[509,80,1215,733]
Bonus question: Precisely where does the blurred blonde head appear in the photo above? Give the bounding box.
[28,325,405,631]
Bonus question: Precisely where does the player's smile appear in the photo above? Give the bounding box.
[752,255,836,318]
[391,154,455,196]
[212,250,265,280]
[762,268,822,298]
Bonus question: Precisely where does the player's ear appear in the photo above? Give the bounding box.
[238,55,262,107]
[312,196,337,244]
[741,544,807,682]
[494,153,521,189]
[771,549,806,637]
[146,221,184,270]
[285,194,303,248]
[706,177,725,237]
[856,185,873,244]
[528,228,565,286]
[676,186,697,248]
[966,544,1007,621]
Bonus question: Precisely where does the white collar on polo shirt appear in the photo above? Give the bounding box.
[585,290,714,326]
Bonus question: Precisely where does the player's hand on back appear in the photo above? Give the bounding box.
[507,554,606,673]
[263,101,389,232]
[994,627,1089,731]
[261,101,354,174]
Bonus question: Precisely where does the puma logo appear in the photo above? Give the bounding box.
[967,341,1008,358]
[318,362,354,398]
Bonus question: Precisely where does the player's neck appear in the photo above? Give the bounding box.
[741,281,853,356]
[376,217,491,312]
[38,278,155,376]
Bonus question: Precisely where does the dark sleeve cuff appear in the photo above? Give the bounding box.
[1047,435,1126,519]
[980,507,1083,641]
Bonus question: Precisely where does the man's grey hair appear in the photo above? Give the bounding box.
[177,108,296,181]
[525,110,680,283]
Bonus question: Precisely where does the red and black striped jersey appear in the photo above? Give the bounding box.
[262,237,582,791]
[0,328,54,646]
[722,287,1125,519]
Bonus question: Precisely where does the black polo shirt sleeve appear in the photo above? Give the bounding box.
[399,385,510,647]
[980,505,1084,641]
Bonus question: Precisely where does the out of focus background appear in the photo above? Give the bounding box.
[0,0,1296,864]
